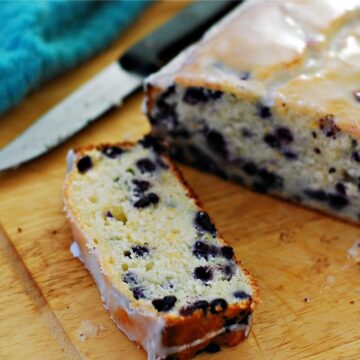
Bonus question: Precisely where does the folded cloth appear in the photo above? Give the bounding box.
[0,0,150,115]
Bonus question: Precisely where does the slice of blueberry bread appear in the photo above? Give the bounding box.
[144,0,360,222]
[63,136,258,360]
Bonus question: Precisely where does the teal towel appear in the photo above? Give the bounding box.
[0,0,150,115]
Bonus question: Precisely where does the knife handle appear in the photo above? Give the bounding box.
[119,0,240,76]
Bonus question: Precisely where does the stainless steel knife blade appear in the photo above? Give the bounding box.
[0,63,141,171]
[0,1,240,171]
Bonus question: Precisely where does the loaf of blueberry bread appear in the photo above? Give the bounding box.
[144,0,360,222]
[63,136,258,360]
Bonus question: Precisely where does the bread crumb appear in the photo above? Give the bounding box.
[326,275,336,285]
[350,300,355,304]
[17,227,22,233]
[304,297,310,303]
[347,240,360,262]
[76,320,104,342]
[278,229,295,243]
[311,257,329,273]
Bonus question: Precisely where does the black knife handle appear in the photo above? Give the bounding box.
[119,0,240,76]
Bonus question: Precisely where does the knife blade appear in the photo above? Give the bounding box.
[0,0,240,171]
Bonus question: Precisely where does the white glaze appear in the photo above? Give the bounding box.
[147,0,360,132]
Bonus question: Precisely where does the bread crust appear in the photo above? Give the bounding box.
[64,142,258,359]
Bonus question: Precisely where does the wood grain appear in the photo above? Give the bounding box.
[0,1,360,359]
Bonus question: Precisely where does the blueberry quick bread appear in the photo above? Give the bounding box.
[145,0,360,222]
[63,137,258,360]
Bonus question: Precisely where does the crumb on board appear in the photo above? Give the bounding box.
[311,256,330,273]
[347,240,360,263]
[350,300,355,304]
[52,229,58,235]
[278,229,295,243]
[326,275,336,285]
[304,297,310,303]
[17,227,22,233]
[76,320,104,342]
[319,235,339,244]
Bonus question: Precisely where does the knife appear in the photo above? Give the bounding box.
[0,0,240,171]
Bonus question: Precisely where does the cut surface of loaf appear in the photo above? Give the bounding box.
[144,0,360,222]
[63,137,258,360]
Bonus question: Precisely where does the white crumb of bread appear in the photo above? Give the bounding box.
[76,320,104,342]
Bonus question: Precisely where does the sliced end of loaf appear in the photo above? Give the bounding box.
[63,136,258,359]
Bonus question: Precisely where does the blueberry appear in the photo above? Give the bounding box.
[352,151,360,162]
[221,246,234,259]
[102,146,123,158]
[208,90,223,100]
[283,151,298,160]
[76,156,92,174]
[242,162,257,175]
[132,245,149,257]
[328,167,336,174]
[154,98,178,129]
[132,287,146,300]
[252,182,267,193]
[169,127,190,138]
[193,300,209,312]
[319,115,340,138]
[122,271,138,285]
[257,103,272,119]
[275,127,294,144]
[264,127,294,150]
[139,135,165,154]
[220,264,234,280]
[194,211,216,235]
[161,85,176,99]
[203,343,221,353]
[179,300,209,316]
[106,211,114,218]
[258,169,283,189]
[233,291,251,300]
[304,189,328,202]
[136,158,156,173]
[312,131,317,139]
[132,179,151,194]
[335,183,346,195]
[205,129,228,158]
[134,193,159,208]
[152,295,177,312]
[328,194,349,210]
[194,266,213,282]
[210,298,228,314]
[304,189,348,210]
[314,147,321,154]
[183,87,221,104]
[241,128,253,138]
[193,241,218,260]
[264,134,280,148]
[183,87,208,105]
[239,71,251,80]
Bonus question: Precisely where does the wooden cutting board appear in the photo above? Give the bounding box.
[1,2,360,359]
